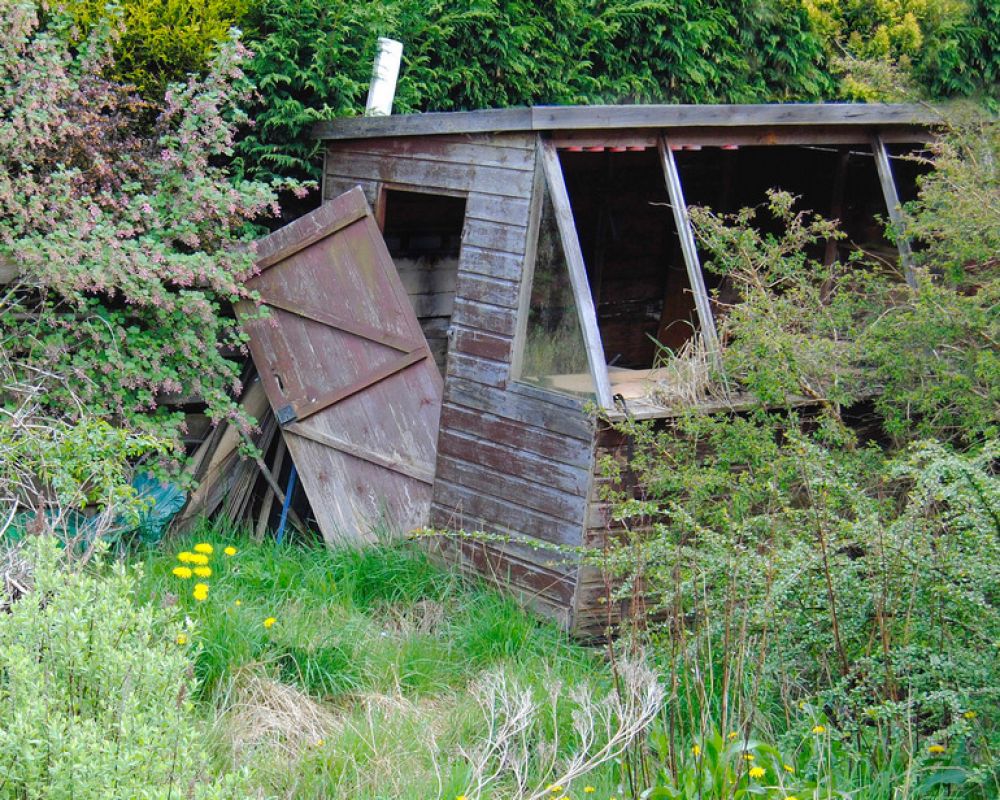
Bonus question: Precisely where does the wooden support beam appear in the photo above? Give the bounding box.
[538,139,614,409]
[872,134,918,289]
[657,136,721,359]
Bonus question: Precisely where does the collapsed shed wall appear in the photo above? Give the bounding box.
[323,132,597,627]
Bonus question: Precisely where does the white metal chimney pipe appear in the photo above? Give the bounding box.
[364,37,403,117]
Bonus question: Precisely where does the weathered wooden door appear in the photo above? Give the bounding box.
[240,187,443,544]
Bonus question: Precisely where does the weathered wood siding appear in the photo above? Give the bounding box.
[324,132,597,628]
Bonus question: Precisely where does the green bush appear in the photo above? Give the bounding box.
[235,0,834,184]
[57,0,247,97]
[0,537,244,799]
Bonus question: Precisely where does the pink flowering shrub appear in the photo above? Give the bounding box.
[0,1,302,452]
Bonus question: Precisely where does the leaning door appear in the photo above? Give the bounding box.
[240,187,443,544]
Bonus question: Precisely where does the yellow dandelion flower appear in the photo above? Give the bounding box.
[728,731,739,740]
[176,633,188,645]
[263,617,277,629]
[189,553,209,566]
[224,546,237,556]
[193,566,212,578]
[928,744,946,754]
[811,725,826,734]
[456,796,466,800]
[743,753,755,761]
[787,796,800,800]
[194,543,213,555]
[584,787,596,794]
[783,764,795,774]
[192,583,209,601]
[963,711,977,720]
[234,600,242,606]
[547,786,563,794]
[177,551,196,563]
[172,566,193,579]
[692,744,701,757]
[749,767,765,779]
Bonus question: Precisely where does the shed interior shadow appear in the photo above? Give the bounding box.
[380,189,467,376]
[559,144,923,373]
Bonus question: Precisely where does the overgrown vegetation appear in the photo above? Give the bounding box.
[135,526,640,799]
[0,537,246,799]
[594,115,999,797]
[0,2,299,453]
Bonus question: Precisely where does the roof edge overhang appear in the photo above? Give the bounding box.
[312,103,943,141]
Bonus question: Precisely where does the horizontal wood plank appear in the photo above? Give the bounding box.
[451,298,517,336]
[325,151,534,198]
[440,403,593,467]
[465,193,533,226]
[436,455,588,524]
[458,246,524,281]
[432,479,585,547]
[332,139,535,171]
[449,325,513,363]
[458,273,520,308]
[461,218,528,255]
[446,352,508,388]
[445,378,595,441]
[437,428,591,496]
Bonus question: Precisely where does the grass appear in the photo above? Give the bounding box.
[136,520,623,800]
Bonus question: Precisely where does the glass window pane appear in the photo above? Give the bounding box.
[519,179,594,398]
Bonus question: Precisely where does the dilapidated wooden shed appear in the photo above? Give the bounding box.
[245,104,935,635]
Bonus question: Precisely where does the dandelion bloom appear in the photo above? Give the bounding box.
[177,551,195,563]
[743,753,755,761]
[193,566,212,578]
[812,725,826,734]
[963,711,977,720]
[235,600,242,606]
[194,543,214,555]
[728,731,739,740]
[584,787,596,794]
[189,553,209,566]
[692,744,701,757]
[787,796,800,800]
[172,566,193,579]
[783,764,795,773]
[224,546,237,556]
[193,583,209,601]
[263,617,277,629]
[928,744,946,754]
[749,767,765,779]
[547,786,563,794]
[176,633,188,645]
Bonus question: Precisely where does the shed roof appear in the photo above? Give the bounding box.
[313,103,940,141]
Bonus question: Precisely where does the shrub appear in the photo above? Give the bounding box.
[0,2,299,452]
[57,0,247,98]
[597,114,1000,792]
[0,537,245,799]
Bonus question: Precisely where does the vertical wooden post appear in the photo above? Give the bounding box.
[657,136,721,360]
[539,139,614,409]
[872,134,918,289]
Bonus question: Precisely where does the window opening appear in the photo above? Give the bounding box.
[517,170,596,399]
[380,189,466,376]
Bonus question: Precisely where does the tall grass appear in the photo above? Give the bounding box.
[137,520,625,799]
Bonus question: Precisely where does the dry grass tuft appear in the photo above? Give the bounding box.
[380,598,447,636]
[646,333,732,409]
[1,540,31,612]
[220,667,339,759]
